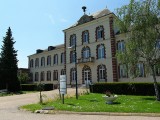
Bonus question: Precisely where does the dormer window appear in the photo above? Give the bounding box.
[82,30,89,44]
[96,26,104,40]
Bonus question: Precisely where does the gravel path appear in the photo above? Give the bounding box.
[0,88,159,120]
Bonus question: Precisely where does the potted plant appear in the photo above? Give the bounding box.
[102,91,118,104]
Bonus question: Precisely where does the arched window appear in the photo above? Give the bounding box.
[61,69,65,75]
[47,55,51,66]
[40,71,45,81]
[70,51,76,63]
[29,73,33,82]
[35,58,39,67]
[70,34,76,46]
[82,30,89,44]
[35,72,39,81]
[97,65,107,82]
[82,46,90,59]
[47,71,51,81]
[97,44,105,59]
[41,57,45,67]
[30,59,34,68]
[53,54,58,65]
[53,70,58,80]
[61,52,64,63]
[96,26,104,40]
[70,68,76,83]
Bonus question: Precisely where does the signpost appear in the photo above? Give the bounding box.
[60,75,66,104]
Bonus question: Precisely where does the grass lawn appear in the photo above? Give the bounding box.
[21,93,160,113]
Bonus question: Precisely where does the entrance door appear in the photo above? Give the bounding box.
[84,70,91,86]
[82,65,91,84]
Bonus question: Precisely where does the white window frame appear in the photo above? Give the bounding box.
[117,41,125,52]
[99,66,105,80]
[119,64,127,78]
[137,63,144,77]
[72,70,76,82]
[97,27,103,39]
[71,35,76,46]
[83,48,90,58]
[98,45,105,59]
[83,31,89,43]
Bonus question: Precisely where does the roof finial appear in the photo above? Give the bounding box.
[82,6,87,14]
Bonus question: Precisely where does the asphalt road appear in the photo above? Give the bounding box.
[0,88,159,120]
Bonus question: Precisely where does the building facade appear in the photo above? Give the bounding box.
[28,44,65,88]
[28,8,160,88]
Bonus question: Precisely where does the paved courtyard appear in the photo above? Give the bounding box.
[0,88,160,120]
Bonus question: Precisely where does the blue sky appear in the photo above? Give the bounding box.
[0,0,129,68]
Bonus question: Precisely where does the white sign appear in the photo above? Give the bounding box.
[60,75,66,94]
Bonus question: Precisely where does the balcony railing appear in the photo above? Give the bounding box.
[77,57,95,64]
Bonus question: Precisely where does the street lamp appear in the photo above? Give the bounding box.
[68,44,78,99]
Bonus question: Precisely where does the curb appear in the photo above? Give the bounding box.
[33,110,160,117]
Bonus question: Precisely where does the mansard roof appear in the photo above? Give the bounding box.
[64,8,112,30]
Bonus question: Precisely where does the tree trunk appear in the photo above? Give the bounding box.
[151,65,160,101]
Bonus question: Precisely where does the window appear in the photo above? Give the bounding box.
[35,58,39,67]
[61,69,65,75]
[97,65,106,81]
[117,41,125,52]
[70,34,76,46]
[82,30,89,44]
[40,71,45,81]
[156,39,160,49]
[155,66,160,76]
[29,73,33,82]
[82,47,90,59]
[47,55,51,66]
[47,71,51,81]
[35,72,39,81]
[53,54,58,65]
[61,52,64,63]
[70,51,76,63]
[53,70,58,80]
[30,59,34,68]
[71,68,76,82]
[119,64,127,78]
[41,57,45,67]
[137,63,145,77]
[97,45,105,59]
[96,26,104,40]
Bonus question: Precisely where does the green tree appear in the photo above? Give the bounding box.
[0,27,20,92]
[116,0,160,101]
[18,73,30,84]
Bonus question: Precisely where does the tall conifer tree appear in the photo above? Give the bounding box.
[0,27,20,92]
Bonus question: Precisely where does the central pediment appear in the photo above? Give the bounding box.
[77,14,94,25]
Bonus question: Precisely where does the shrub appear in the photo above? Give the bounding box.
[21,83,53,91]
[43,84,53,91]
[90,82,160,96]
[21,84,37,91]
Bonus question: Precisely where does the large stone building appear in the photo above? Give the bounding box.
[28,7,160,88]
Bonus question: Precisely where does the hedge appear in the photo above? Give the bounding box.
[21,83,54,91]
[89,82,160,96]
